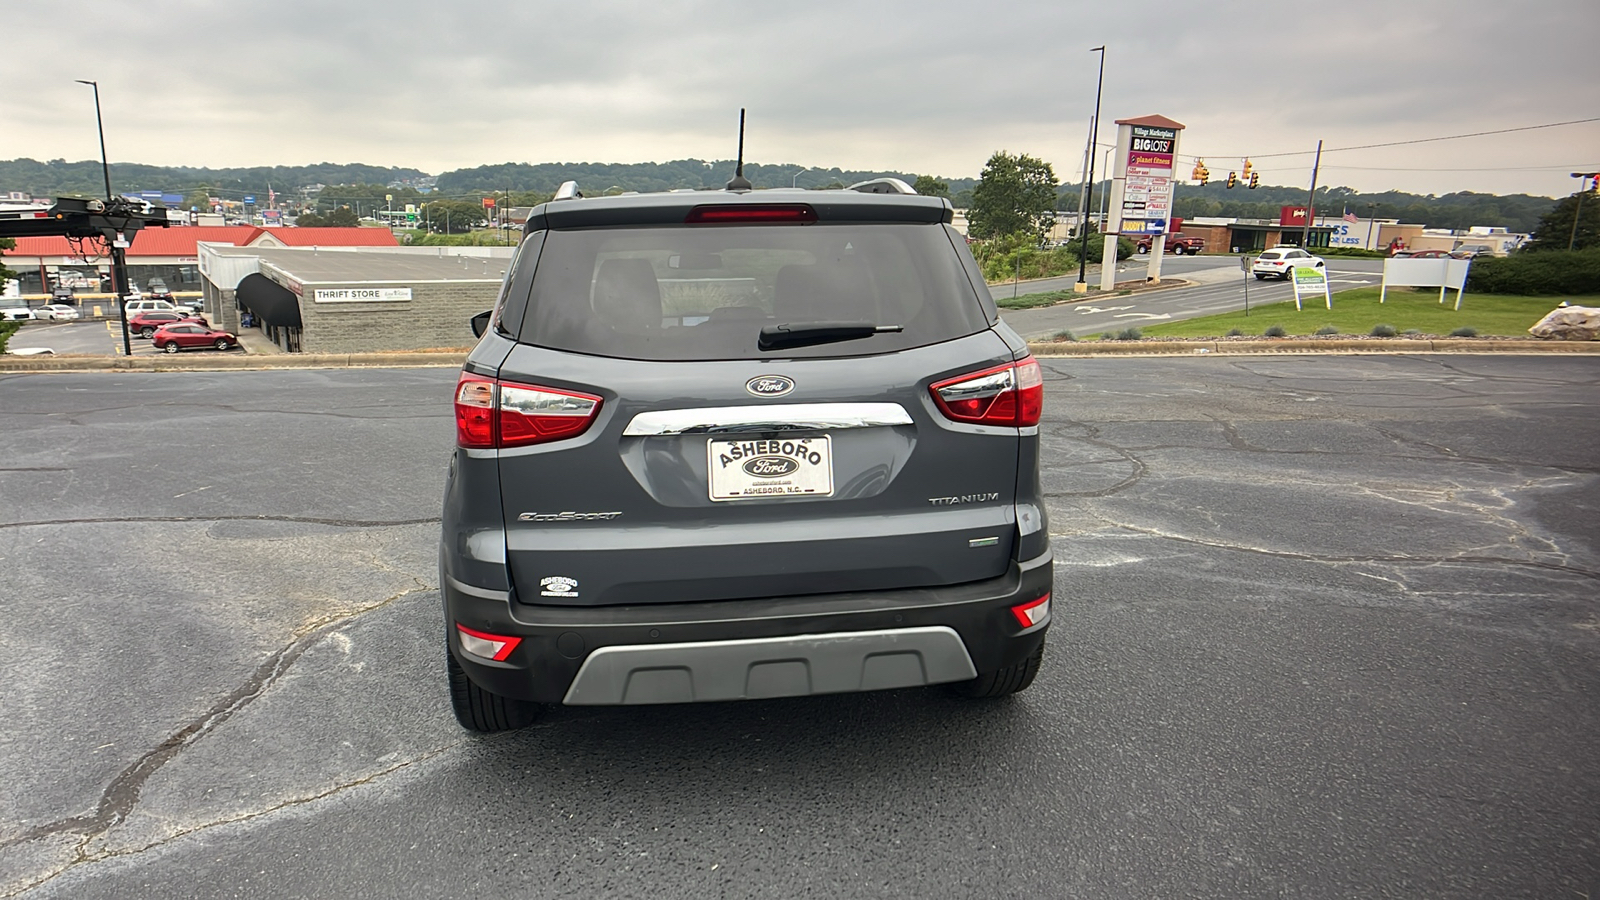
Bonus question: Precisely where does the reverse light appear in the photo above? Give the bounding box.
[684,204,818,224]
[456,623,522,661]
[930,356,1043,427]
[454,372,603,449]
[1010,593,1051,629]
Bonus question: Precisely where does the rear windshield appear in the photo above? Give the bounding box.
[517,223,989,360]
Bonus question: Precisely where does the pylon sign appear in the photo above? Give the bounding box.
[1106,115,1185,237]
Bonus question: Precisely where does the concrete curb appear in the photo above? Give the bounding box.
[0,351,470,373]
[1029,339,1600,357]
[3,341,1597,373]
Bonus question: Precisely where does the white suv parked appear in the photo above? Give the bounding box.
[125,298,187,316]
[1252,248,1326,281]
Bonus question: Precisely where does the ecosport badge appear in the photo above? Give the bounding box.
[746,375,795,397]
[518,511,623,522]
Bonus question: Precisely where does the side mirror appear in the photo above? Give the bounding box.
[470,310,492,338]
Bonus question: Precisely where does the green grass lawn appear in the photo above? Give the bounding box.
[1124,288,1580,339]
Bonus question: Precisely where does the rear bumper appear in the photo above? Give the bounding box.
[443,548,1054,705]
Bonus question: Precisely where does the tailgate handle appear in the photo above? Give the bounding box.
[623,403,912,436]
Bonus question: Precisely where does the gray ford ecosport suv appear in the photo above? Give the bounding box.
[441,179,1052,731]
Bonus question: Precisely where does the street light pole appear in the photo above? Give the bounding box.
[792,168,808,188]
[1076,46,1106,292]
[76,79,131,356]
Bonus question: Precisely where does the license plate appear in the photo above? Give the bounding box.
[708,436,833,501]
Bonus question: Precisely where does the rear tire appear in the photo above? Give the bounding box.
[948,640,1044,699]
[164,341,180,354]
[446,644,542,733]
[1172,245,1185,256]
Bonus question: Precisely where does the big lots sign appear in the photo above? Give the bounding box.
[1280,206,1309,226]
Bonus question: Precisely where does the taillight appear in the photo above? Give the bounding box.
[930,356,1043,427]
[454,372,602,449]
[684,204,818,224]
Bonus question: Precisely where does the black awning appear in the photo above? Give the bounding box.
[237,273,302,328]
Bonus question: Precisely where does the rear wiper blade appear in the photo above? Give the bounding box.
[758,321,903,352]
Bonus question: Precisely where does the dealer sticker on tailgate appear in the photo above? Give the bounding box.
[708,436,833,501]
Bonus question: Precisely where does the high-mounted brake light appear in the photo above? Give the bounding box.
[684,204,818,224]
[456,623,522,661]
[454,372,603,449]
[1010,593,1051,629]
[929,356,1043,427]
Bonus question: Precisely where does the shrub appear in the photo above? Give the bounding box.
[1465,248,1600,295]
[1403,328,1422,335]
[1449,326,1479,337]
[1370,323,1398,337]
[1115,327,1142,341]
[1051,329,1076,342]
[1225,328,1243,337]
[1263,325,1287,337]
[1316,246,1387,259]
[1315,325,1338,335]
[0,321,18,354]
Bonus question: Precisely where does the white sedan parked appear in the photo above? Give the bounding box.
[35,304,82,321]
[1252,248,1326,280]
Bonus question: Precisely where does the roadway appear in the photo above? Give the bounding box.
[1,360,1595,899]
[999,255,1385,340]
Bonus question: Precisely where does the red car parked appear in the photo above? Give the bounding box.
[127,310,208,338]
[150,323,240,353]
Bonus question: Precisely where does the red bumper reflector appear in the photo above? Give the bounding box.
[456,623,522,661]
[1011,593,1051,629]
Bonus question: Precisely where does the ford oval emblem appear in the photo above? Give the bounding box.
[746,375,794,397]
[743,456,800,478]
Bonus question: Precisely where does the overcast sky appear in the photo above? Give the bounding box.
[3,0,1597,197]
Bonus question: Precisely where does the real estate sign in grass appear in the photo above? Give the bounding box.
[1121,287,1578,339]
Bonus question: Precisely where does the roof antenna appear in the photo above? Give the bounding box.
[726,108,753,191]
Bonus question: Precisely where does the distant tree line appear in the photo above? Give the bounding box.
[0,157,1558,233]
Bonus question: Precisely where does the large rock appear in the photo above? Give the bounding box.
[1528,305,1600,340]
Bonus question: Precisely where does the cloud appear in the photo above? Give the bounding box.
[3,0,1596,196]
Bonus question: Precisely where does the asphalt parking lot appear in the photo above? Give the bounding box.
[1,357,1596,899]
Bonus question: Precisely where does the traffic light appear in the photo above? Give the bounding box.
[1241,158,1253,180]
[1191,159,1210,185]
[1249,171,1260,189]
[1226,171,1237,189]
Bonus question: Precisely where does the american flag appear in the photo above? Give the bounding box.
[1343,210,1359,223]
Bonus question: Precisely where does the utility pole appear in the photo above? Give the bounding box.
[1301,139,1323,249]
[76,79,131,357]
[1569,172,1599,251]
[1076,46,1106,293]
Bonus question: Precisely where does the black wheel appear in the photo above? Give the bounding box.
[163,341,180,354]
[947,640,1044,699]
[447,644,542,733]
[1172,245,1185,256]
[140,326,155,338]
[1281,270,1293,281]
[214,338,231,351]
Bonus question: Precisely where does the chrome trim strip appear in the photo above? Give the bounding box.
[623,402,913,436]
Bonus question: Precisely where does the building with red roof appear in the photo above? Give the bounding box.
[2,226,397,298]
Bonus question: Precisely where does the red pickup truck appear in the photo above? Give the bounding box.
[1136,234,1206,255]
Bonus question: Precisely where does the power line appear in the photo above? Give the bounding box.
[1182,116,1600,163]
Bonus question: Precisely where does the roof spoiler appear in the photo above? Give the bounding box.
[846,178,917,195]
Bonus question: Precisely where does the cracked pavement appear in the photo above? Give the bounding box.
[0,360,1596,899]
